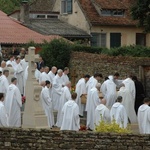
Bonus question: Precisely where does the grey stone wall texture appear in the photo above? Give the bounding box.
[0,128,150,150]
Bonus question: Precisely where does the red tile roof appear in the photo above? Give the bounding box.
[0,10,60,44]
[78,0,137,26]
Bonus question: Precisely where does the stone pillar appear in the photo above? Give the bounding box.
[22,47,48,129]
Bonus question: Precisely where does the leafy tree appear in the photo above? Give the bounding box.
[131,0,150,32]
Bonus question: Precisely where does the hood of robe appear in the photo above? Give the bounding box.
[108,75,114,81]
[112,102,121,108]
[139,104,149,112]
[96,104,106,111]
[66,100,75,107]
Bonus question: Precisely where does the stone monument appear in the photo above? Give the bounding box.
[22,47,48,128]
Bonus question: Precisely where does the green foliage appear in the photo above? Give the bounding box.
[131,0,150,32]
[95,116,131,134]
[39,39,72,69]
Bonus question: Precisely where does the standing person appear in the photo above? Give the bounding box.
[0,93,9,127]
[123,74,136,101]
[100,75,117,109]
[0,70,9,95]
[75,74,90,117]
[48,66,57,84]
[95,99,110,127]
[86,83,101,131]
[41,80,54,128]
[39,66,50,84]
[4,77,22,127]
[6,55,15,69]
[110,96,128,128]
[60,92,80,131]
[117,84,137,123]
[52,69,64,111]
[132,76,145,114]
[138,97,150,134]
[56,81,71,127]
[36,56,45,71]
[61,67,69,85]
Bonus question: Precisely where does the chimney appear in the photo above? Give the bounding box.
[20,0,30,24]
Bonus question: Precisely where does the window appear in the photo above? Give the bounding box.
[136,33,146,46]
[110,33,121,48]
[36,15,46,19]
[91,33,106,47]
[61,0,72,14]
[101,9,125,17]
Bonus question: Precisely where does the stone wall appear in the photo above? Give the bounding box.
[0,128,150,150]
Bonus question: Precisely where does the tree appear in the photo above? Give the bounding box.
[131,0,150,32]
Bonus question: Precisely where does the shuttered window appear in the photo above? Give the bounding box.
[61,0,72,14]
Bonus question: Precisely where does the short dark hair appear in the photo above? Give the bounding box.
[11,77,17,83]
[64,67,69,71]
[94,73,103,78]
[116,96,122,102]
[45,80,50,85]
[3,69,9,74]
[0,93,4,100]
[84,74,90,78]
[132,76,138,81]
[114,72,120,77]
[0,71,2,74]
[71,92,77,100]
[143,97,150,103]
[105,77,109,81]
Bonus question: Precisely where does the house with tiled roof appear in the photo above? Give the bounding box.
[8,0,90,43]
[52,0,150,48]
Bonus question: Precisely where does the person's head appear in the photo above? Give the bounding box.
[94,73,103,81]
[11,77,17,85]
[101,98,106,105]
[34,63,37,69]
[51,66,57,74]
[143,97,150,105]
[15,56,21,64]
[45,80,51,88]
[114,72,120,79]
[71,92,77,100]
[20,48,25,54]
[132,76,138,81]
[3,69,9,77]
[40,81,46,87]
[39,56,43,62]
[116,96,122,103]
[63,67,69,75]
[9,55,14,61]
[0,93,4,102]
[128,73,134,79]
[40,67,44,73]
[105,76,109,81]
[1,61,6,68]
[57,69,63,77]
[44,66,49,73]
[65,81,71,88]
[84,74,90,82]
[96,83,101,91]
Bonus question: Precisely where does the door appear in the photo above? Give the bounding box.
[110,33,121,48]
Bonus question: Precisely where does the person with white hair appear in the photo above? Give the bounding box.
[0,61,6,72]
[86,83,101,130]
[56,81,71,127]
[100,75,117,109]
[95,98,110,127]
[52,69,64,111]
[39,66,50,84]
[48,66,57,84]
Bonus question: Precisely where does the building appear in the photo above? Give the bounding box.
[52,0,150,48]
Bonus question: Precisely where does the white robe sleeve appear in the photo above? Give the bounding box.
[120,106,128,128]
[42,89,52,105]
[0,105,9,127]
[74,105,80,129]
[15,87,22,107]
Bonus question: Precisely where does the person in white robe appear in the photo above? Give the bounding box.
[110,96,128,128]
[14,56,24,95]
[60,92,80,131]
[86,73,103,95]
[52,69,64,111]
[34,63,41,82]
[122,74,135,101]
[0,61,6,72]
[100,76,117,109]
[48,66,57,84]
[56,81,71,127]
[138,97,150,134]
[95,98,110,127]
[86,83,101,130]
[0,70,9,95]
[117,84,137,123]
[0,93,9,127]
[75,74,90,116]
[5,65,15,84]
[5,77,22,127]
[39,66,50,84]
[6,55,16,69]
[41,80,54,128]
[61,67,69,85]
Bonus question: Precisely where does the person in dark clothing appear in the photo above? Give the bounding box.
[36,56,45,70]
[132,76,145,115]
